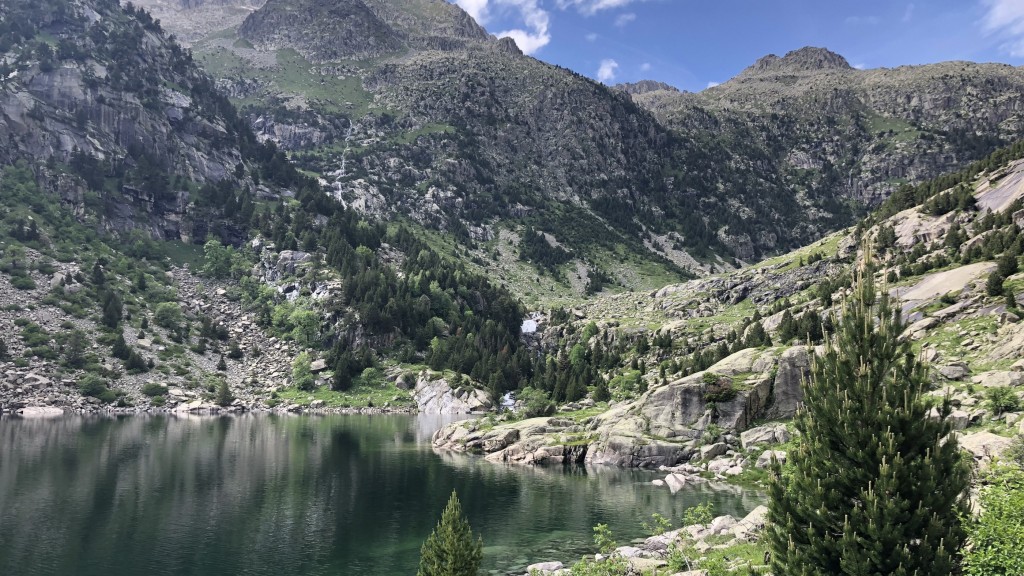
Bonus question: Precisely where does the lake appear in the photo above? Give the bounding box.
[0,414,763,575]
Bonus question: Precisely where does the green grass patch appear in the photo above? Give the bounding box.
[274,380,414,409]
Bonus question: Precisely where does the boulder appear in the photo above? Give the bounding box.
[310,359,327,373]
[766,346,809,418]
[730,505,769,541]
[959,431,1014,461]
[740,423,791,449]
[707,459,734,474]
[699,442,728,459]
[936,363,969,381]
[525,561,564,574]
[972,371,1023,388]
[756,450,787,469]
[276,250,312,276]
[949,410,970,430]
[23,373,52,389]
[664,473,688,493]
[15,406,64,418]
[708,515,737,535]
[413,372,492,414]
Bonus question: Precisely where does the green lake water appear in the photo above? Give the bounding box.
[0,414,763,575]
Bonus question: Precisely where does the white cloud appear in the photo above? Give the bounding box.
[597,59,619,83]
[555,0,644,16]
[585,32,599,41]
[455,0,491,23]
[494,0,551,55]
[902,3,915,22]
[614,12,636,27]
[640,62,651,72]
[852,62,866,69]
[705,81,720,89]
[981,0,1024,57]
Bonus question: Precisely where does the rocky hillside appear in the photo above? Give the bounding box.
[0,0,536,419]
[0,0,262,241]
[123,0,789,284]
[630,47,1024,232]
[433,140,1024,473]
[131,2,1024,285]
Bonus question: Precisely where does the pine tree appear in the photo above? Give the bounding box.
[417,491,483,576]
[987,270,1005,296]
[215,379,233,406]
[766,260,970,576]
[112,332,130,360]
[0,336,7,360]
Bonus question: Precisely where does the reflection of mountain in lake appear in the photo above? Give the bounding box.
[0,414,762,575]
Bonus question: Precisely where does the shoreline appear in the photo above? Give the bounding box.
[0,404,424,418]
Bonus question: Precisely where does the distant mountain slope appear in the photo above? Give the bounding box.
[631,47,1024,208]
[132,3,1024,271]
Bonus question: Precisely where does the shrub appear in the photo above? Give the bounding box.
[10,275,36,290]
[150,395,166,407]
[97,389,118,403]
[141,383,167,397]
[292,352,316,391]
[517,387,554,418]
[153,302,183,330]
[78,375,107,397]
[702,373,737,403]
[985,387,1020,416]
[962,466,1024,576]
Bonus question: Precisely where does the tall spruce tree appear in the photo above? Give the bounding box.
[766,260,970,576]
[417,490,483,576]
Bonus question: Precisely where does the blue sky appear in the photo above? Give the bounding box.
[451,0,1024,91]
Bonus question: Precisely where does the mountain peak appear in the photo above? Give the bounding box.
[614,80,680,95]
[743,46,852,76]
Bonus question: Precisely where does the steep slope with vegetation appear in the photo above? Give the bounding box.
[0,0,537,415]
[435,137,1024,477]
[138,4,1024,275]
[628,48,1024,252]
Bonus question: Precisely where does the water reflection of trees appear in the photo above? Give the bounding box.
[0,415,763,576]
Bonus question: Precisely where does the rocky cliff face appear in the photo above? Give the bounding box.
[433,346,810,467]
[630,48,1024,251]
[238,0,404,61]
[129,2,1024,265]
[0,0,254,241]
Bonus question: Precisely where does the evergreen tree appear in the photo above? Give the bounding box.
[215,378,233,406]
[0,336,7,360]
[101,290,123,329]
[777,310,797,343]
[63,330,87,368]
[987,271,1006,296]
[997,252,1019,278]
[766,261,970,576]
[111,332,130,360]
[125,350,148,373]
[417,491,483,576]
[216,355,227,371]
